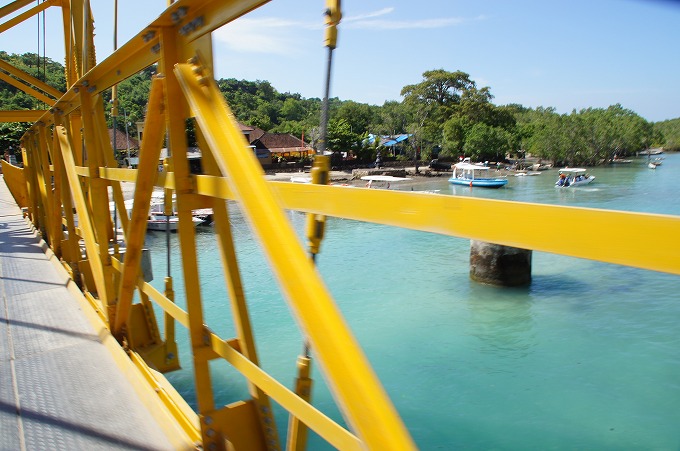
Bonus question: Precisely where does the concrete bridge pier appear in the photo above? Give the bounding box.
[469,240,532,287]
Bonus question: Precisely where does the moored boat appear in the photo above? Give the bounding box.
[290,175,312,184]
[638,148,664,156]
[146,214,180,232]
[555,168,594,187]
[361,175,412,189]
[448,162,508,188]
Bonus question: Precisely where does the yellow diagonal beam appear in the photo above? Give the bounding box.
[36,124,57,246]
[79,89,115,311]
[199,133,280,448]
[0,0,35,19]
[0,71,57,106]
[55,122,108,313]
[0,72,56,105]
[45,122,63,258]
[17,0,272,130]
[90,91,130,236]
[21,133,40,227]
[52,112,79,267]
[174,61,416,450]
[169,0,270,46]
[0,58,64,100]
[0,0,58,33]
[114,77,166,336]
[159,32,219,448]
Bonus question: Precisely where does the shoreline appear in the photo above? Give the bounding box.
[119,165,541,200]
[264,165,520,184]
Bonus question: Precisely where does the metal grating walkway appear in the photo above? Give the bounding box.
[0,175,175,451]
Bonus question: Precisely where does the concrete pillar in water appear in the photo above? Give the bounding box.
[469,240,532,287]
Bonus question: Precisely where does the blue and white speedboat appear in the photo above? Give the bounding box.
[555,168,595,187]
[448,162,508,188]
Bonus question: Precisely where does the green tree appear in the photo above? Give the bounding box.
[280,97,306,122]
[463,123,512,162]
[0,122,30,159]
[110,66,154,130]
[401,69,476,110]
[335,101,378,136]
[327,118,359,153]
[375,100,413,135]
[654,118,680,151]
[441,116,470,156]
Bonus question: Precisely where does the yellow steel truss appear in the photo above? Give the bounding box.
[1,0,679,450]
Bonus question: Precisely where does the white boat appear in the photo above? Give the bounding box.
[638,148,664,156]
[514,171,541,177]
[448,162,508,188]
[192,208,214,225]
[648,162,659,169]
[290,175,312,184]
[146,214,180,232]
[147,212,204,231]
[555,168,594,187]
[109,193,204,233]
[361,175,412,189]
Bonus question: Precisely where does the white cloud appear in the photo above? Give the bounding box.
[345,17,467,30]
[214,18,312,55]
[212,9,483,55]
[344,8,395,22]
[344,8,484,30]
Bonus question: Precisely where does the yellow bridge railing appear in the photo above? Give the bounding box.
[1,1,679,450]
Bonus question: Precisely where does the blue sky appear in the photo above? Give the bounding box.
[2,0,679,122]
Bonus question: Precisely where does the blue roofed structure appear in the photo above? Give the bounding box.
[367,133,412,147]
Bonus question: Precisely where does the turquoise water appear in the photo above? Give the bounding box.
[144,154,680,450]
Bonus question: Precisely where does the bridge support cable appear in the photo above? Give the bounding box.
[288,3,341,445]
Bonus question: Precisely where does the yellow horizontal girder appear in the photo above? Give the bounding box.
[189,176,680,276]
[0,110,48,122]
[96,164,680,274]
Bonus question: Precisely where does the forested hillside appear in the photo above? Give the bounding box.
[1,52,675,165]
